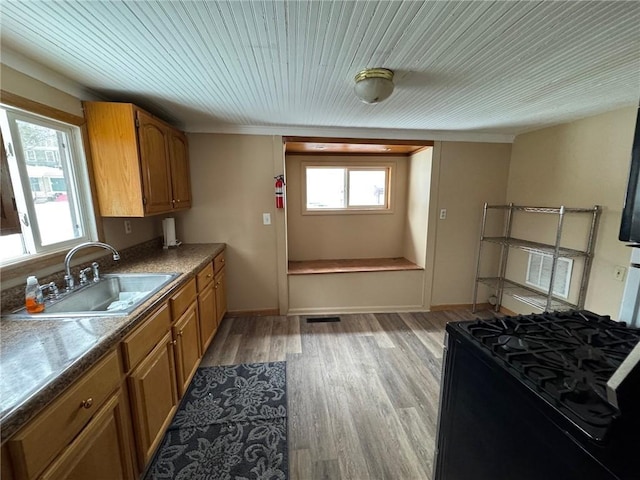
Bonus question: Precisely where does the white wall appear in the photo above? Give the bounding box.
[403,147,433,267]
[178,133,283,313]
[285,154,408,261]
[505,106,637,317]
[430,141,512,306]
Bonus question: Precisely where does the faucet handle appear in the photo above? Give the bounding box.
[91,262,100,282]
[79,267,92,286]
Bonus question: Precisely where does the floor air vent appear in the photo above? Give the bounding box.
[306,316,341,323]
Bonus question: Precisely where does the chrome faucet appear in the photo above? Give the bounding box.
[64,241,120,290]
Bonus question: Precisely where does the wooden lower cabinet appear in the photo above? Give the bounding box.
[2,255,227,479]
[6,351,124,480]
[39,391,135,480]
[1,445,15,480]
[128,331,178,470]
[214,268,227,325]
[198,281,217,352]
[173,302,201,397]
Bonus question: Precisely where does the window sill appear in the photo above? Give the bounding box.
[0,250,71,284]
[302,208,393,216]
[287,257,422,275]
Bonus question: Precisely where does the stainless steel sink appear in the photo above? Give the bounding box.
[6,273,179,318]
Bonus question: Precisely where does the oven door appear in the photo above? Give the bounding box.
[433,326,624,480]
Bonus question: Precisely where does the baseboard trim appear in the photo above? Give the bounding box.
[225,309,280,318]
[287,305,427,316]
[430,303,491,312]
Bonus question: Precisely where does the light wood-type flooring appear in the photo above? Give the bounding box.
[200,309,499,480]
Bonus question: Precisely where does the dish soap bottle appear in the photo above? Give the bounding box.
[25,276,45,313]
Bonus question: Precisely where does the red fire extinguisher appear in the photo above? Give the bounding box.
[275,175,285,209]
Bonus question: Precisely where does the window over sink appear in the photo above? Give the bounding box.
[0,105,98,265]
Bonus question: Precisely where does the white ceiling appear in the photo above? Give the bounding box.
[1,1,639,141]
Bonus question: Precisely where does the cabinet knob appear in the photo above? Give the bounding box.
[178,329,184,336]
[207,273,212,278]
[170,339,177,346]
[80,398,93,409]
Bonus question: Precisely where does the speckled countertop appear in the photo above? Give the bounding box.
[0,243,225,442]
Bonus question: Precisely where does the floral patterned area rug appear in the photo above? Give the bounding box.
[144,362,288,480]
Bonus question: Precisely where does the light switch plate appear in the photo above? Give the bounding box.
[263,213,271,225]
[124,220,132,234]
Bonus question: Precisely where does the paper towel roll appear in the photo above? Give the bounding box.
[163,217,177,247]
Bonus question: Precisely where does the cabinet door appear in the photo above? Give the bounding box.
[128,331,178,470]
[214,269,227,325]
[39,391,135,480]
[173,303,201,397]
[136,111,172,215]
[1,445,15,480]
[168,130,191,209]
[198,281,217,352]
[84,102,145,217]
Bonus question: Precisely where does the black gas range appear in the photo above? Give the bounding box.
[433,310,640,480]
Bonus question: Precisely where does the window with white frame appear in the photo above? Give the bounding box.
[0,105,97,264]
[526,252,573,298]
[304,163,392,212]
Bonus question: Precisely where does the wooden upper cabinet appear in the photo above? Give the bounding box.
[83,102,191,217]
[136,111,173,215]
[168,130,191,210]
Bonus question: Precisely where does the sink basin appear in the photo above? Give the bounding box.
[6,273,179,318]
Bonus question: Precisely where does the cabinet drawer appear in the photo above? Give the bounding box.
[121,302,171,372]
[39,391,134,480]
[214,251,225,274]
[8,350,121,480]
[170,278,196,320]
[196,262,214,292]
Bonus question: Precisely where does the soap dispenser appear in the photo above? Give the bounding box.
[25,276,45,313]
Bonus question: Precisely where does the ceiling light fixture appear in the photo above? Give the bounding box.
[354,68,394,104]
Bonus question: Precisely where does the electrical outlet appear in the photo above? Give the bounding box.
[124,220,132,234]
[439,208,447,220]
[262,213,271,225]
[613,266,626,282]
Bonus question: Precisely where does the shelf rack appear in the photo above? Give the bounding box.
[472,203,601,313]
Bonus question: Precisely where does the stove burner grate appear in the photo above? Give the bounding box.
[461,310,640,439]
